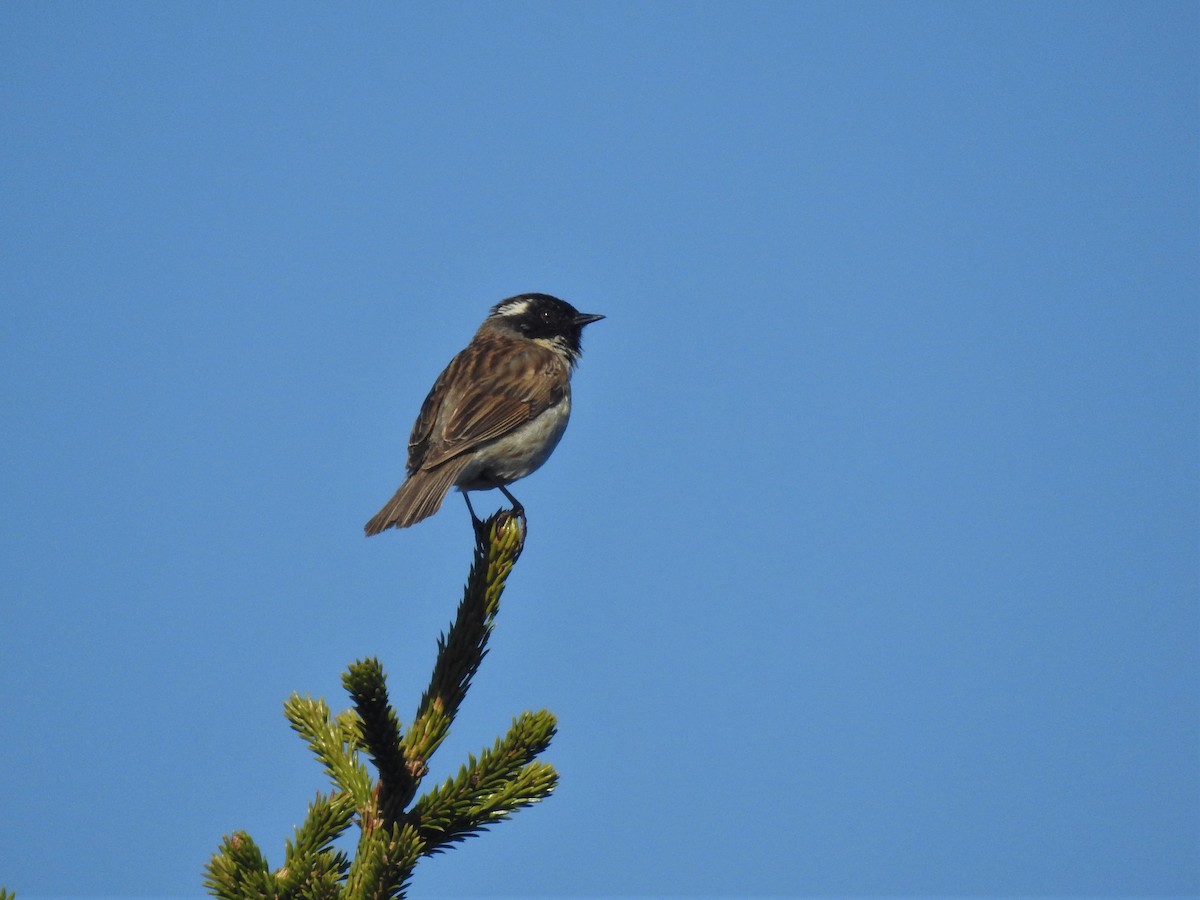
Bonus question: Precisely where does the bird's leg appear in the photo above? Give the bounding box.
[498,485,525,517]
[462,492,487,538]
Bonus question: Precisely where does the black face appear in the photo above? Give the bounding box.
[490,293,604,356]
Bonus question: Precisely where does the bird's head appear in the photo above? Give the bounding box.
[488,293,604,364]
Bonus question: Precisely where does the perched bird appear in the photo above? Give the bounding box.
[365,293,604,534]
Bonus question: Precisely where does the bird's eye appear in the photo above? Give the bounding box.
[541,310,553,322]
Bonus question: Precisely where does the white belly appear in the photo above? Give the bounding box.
[454,394,572,490]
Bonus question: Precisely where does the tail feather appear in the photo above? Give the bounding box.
[364,458,470,535]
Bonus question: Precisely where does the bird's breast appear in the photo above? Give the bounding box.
[454,393,572,490]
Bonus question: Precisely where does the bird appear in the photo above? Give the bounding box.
[364,293,604,534]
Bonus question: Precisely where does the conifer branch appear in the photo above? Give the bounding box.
[204,510,556,898]
[344,822,423,900]
[204,831,273,899]
[343,658,412,822]
[278,791,355,890]
[410,709,559,851]
[284,695,373,806]
[403,512,526,780]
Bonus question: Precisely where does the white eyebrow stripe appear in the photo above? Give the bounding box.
[497,299,531,317]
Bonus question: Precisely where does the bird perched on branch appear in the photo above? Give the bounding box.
[365,293,604,534]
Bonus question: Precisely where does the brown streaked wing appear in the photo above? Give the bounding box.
[406,356,462,472]
[416,339,566,471]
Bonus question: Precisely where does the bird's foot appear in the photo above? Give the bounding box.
[498,485,525,518]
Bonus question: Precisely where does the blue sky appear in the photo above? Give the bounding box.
[1,2,1196,897]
